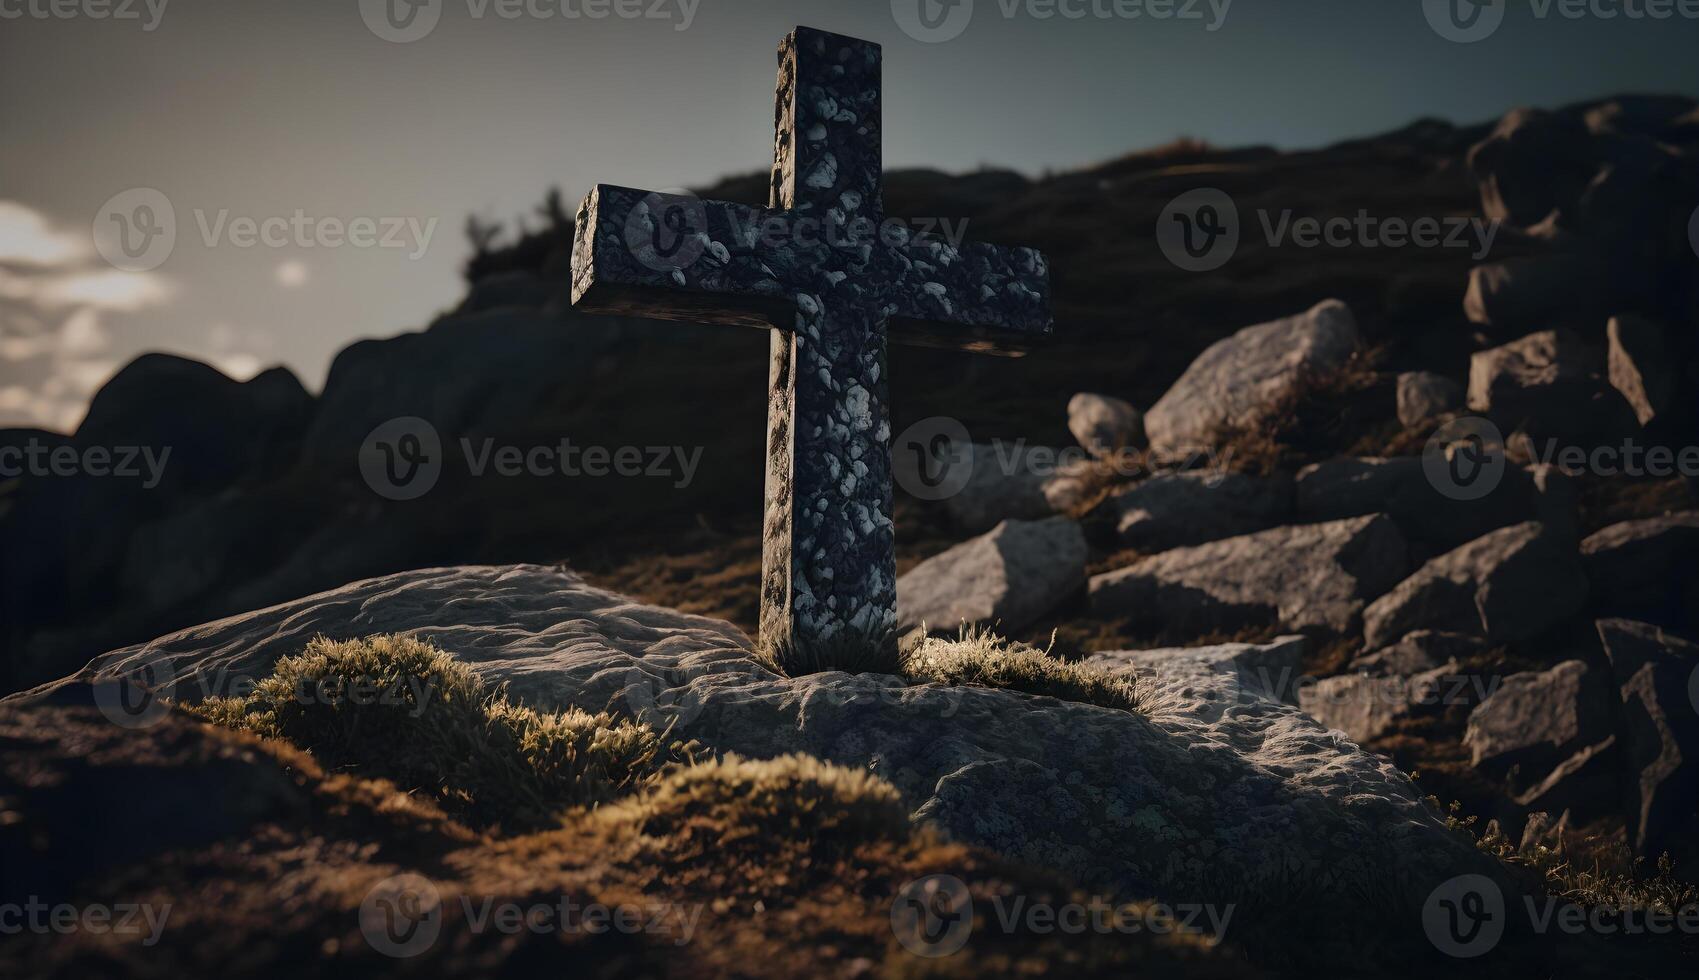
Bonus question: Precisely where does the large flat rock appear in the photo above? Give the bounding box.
[16,564,1505,933]
[1088,515,1410,638]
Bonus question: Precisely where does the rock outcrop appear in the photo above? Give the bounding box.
[896,517,1087,635]
[1463,660,1612,776]
[1595,619,1699,857]
[1089,515,1409,637]
[1110,470,1293,552]
[1143,300,1360,452]
[15,564,1509,934]
[1362,521,1588,650]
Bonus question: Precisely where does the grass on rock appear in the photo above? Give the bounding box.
[192,633,677,830]
[901,625,1145,714]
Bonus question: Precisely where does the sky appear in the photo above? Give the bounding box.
[2,0,1697,431]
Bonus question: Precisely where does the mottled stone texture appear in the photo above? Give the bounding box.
[571,28,1053,668]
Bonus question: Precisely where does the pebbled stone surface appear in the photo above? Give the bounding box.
[16,564,1506,928]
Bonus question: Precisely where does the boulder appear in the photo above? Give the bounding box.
[1144,300,1360,453]
[1067,392,1144,456]
[896,517,1087,636]
[1363,522,1588,650]
[1466,108,1598,229]
[1463,255,1608,332]
[942,443,1094,534]
[1353,630,1486,677]
[1294,456,1575,559]
[1088,515,1409,638]
[1300,661,1487,745]
[1607,314,1679,427]
[1111,470,1293,552]
[1595,619,1699,857]
[1463,660,1613,776]
[1466,329,1633,443]
[1395,371,1464,428]
[1512,737,1623,827]
[13,565,1512,936]
[1082,635,1308,705]
[1581,513,1699,626]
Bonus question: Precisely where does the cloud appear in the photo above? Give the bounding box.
[0,201,88,267]
[0,202,173,431]
[34,268,176,311]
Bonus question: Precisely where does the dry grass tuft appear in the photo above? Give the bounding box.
[902,625,1145,714]
[191,633,674,830]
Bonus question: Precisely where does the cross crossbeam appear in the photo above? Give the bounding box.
[572,26,1052,669]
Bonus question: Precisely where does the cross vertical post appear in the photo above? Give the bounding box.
[571,27,1053,673]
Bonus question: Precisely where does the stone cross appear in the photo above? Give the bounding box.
[571,26,1052,670]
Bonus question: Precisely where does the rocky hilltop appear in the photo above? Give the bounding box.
[4,93,1699,977]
